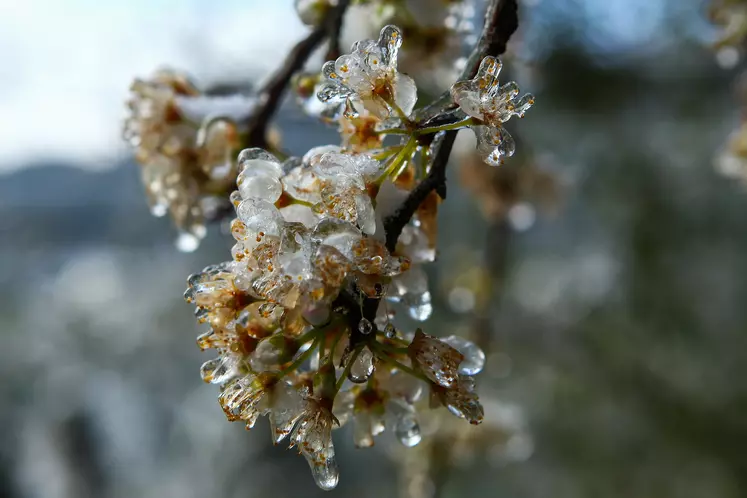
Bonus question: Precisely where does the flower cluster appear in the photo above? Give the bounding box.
[451,56,535,166]
[185,152,484,488]
[172,20,534,492]
[123,69,256,251]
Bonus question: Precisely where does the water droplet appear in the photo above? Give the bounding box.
[441,336,486,375]
[384,323,396,339]
[237,309,251,328]
[395,413,421,447]
[388,399,421,447]
[348,347,374,383]
[200,356,236,384]
[358,318,373,335]
[308,455,339,491]
[183,287,195,302]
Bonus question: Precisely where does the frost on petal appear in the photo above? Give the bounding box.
[407,329,464,388]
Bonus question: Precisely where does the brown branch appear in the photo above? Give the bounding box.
[325,0,350,61]
[244,0,350,148]
[383,0,519,254]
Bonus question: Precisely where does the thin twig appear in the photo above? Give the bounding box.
[244,0,350,148]
[325,0,350,61]
[383,0,519,254]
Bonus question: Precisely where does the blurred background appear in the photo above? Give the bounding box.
[2,0,746,497]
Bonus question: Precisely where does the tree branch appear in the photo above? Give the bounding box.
[383,0,519,254]
[325,0,350,61]
[244,0,350,148]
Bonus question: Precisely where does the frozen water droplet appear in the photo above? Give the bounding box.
[309,456,339,491]
[183,287,195,302]
[200,356,236,384]
[239,174,282,202]
[387,399,421,447]
[384,323,396,339]
[237,309,251,328]
[394,412,421,447]
[441,336,485,375]
[358,318,373,335]
[348,347,374,383]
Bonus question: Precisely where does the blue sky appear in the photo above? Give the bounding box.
[0,0,303,172]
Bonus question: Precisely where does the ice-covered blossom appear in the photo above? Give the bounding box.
[319,25,418,118]
[340,0,475,93]
[168,18,513,491]
[451,56,535,166]
[123,69,256,250]
[408,329,464,388]
[183,140,486,488]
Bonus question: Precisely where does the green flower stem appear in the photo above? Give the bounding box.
[289,197,314,207]
[375,127,409,135]
[375,330,410,347]
[390,100,413,126]
[279,335,321,377]
[370,342,430,383]
[391,138,419,179]
[276,193,314,209]
[414,117,474,136]
[375,136,417,184]
[374,340,409,356]
[296,326,327,346]
[371,146,403,160]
